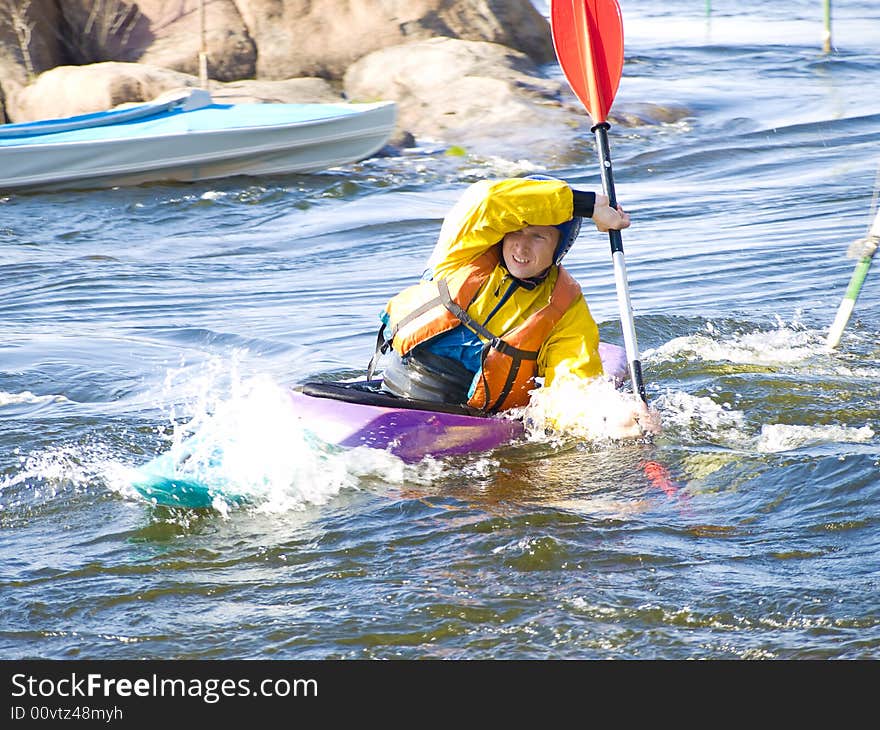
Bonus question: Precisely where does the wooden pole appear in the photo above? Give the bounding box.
[198,0,208,88]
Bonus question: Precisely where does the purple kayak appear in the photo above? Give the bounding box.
[290,342,628,463]
[130,342,628,508]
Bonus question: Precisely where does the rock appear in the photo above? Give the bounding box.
[1,1,554,94]
[236,0,556,80]
[0,0,66,87]
[33,0,256,82]
[114,0,256,81]
[610,101,693,126]
[0,1,255,84]
[4,62,352,123]
[344,37,588,163]
[209,77,344,105]
[4,62,199,122]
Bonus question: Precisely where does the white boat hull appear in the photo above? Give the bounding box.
[0,99,397,192]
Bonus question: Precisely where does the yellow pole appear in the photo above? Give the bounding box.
[822,0,832,53]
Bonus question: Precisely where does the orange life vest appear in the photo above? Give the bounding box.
[382,246,582,413]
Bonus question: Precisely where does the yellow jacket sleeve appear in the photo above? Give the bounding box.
[426,178,575,278]
[537,294,604,383]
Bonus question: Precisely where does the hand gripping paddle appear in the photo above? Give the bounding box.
[550,0,647,403]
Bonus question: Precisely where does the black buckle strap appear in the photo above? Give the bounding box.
[366,323,390,380]
[487,336,538,361]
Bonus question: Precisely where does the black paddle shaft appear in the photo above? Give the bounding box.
[592,122,623,253]
[592,121,648,403]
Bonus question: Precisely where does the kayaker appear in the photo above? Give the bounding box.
[368,175,659,437]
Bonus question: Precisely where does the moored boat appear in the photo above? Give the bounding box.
[0,88,397,192]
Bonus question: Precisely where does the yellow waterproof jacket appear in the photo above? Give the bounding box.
[388,177,603,392]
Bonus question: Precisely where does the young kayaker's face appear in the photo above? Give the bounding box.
[502,225,560,279]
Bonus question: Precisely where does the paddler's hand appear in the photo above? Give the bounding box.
[604,399,661,439]
[591,193,631,233]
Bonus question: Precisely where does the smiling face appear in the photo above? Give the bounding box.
[501,225,560,280]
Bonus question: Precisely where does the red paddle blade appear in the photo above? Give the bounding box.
[550,0,624,124]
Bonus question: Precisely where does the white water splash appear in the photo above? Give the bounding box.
[0,391,70,406]
[642,317,877,453]
[518,373,655,443]
[457,155,543,180]
[1,353,455,517]
[646,315,820,366]
[652,389,749,442]
[0,446,84,500]
[646,386,877,456]
[645,315,880,378]
[756,423,875,453]
[128,354,440,514]
[0,442,134,511]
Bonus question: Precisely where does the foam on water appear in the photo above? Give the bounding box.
[652,389,749,441]
[518,373,655,444]
[644,315,880,379]
[0,441,132,513]
[652,388,875,454]
[646,315,821,366]
[756,423,875,453]
[125,354,446,515]
[0,390,70,406]
[645,317,877,452]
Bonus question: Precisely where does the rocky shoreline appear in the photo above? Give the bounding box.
[0,0,690,164]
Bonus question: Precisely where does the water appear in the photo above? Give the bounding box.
[1,1,878,661]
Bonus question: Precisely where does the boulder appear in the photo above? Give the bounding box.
[344,37,588,162]
[4,62,199,122]
[0,0,66,89]
[124,0,256,81]
[235,0,556,80]
[38,0,256,81]
[4,61,348,123]
[209,77,344,105]
[2,1,553,89]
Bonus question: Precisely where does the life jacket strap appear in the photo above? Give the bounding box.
[484,336,538,362]
[388,295,444,341]
[366,322,390,381]
[473,338,539,413]
[436,278,496,341]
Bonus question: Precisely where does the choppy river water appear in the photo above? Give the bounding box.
[1,0,878,660]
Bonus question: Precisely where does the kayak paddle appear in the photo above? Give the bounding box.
[826,207,879,348]
[550,0,647,403]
